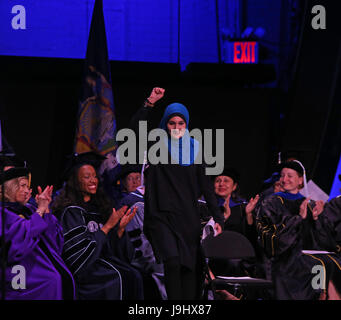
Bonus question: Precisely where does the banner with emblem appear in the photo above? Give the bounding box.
[74,0,118,173]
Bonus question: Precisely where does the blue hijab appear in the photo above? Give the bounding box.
[159,103,199,166]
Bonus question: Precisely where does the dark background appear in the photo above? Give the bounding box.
[0,0,340,199]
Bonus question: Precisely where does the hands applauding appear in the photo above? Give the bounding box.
[299,198,325,220]
[101,205,138,238]
[35,185,53,217]
[117,206,138,238]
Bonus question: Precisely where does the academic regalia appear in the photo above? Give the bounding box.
[216,195,258,241]
[119,188,167,300]
[102,169,126,205]
[256,191,341,300]
[213,168,258,246]
[0,202,76,300]
[320,195,341,247]
[120,189,160,270]
[103,164,142,205]
[58,199,144,300]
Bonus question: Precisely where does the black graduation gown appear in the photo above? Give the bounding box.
[224,204,258,247]
[257,193,341,300]
[144,162,223,270]
[321,195,341,249]
[130,106,224,271]
[58,201,144,300]
[214,195,258,246]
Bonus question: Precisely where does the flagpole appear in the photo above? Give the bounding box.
[1,119,6,300]
[74,0,118,173]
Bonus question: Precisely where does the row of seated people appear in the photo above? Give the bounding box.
[1,152,341,300]
[102,155,341,300]
[201,159,341,300]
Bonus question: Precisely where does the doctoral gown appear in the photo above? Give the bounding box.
[256,192,341,300]
[119,189,167,299]
[216,195,258,247]
[58,200,144,300]
[0,202,76,300]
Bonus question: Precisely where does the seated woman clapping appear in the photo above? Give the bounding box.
[51,152,144,300]
[0,166,76,300]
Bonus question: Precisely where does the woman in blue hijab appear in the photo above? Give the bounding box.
[128,87,224,300]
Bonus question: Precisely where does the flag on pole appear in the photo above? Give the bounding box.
[74,0,118,173]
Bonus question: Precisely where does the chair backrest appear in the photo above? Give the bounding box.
[201,230,255,259]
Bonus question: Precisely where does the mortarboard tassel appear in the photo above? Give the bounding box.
[293,160,309,198]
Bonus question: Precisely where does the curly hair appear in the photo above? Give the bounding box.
[51,165,113,221]
[0,178,20,202]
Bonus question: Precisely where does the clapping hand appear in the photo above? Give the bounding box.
[245,194,259,225]
[311,200,325,220]
[117,206,138,238]
[35,185,53,216]
[299,198,309,219]
[300,198,325,221]
[223,195,231,221]
[101,206,128,234]
[245,194,259,215]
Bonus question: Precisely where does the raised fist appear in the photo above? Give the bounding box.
[147,87,165,105]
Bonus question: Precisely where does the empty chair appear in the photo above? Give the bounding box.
[201,230,272,300]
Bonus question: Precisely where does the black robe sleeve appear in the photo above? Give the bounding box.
[240,204,259,249]
[313,197,341,252]
[106,226,135,263]
[323,196,341,249]
[129,104,153,134]
[256,195,304,258]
